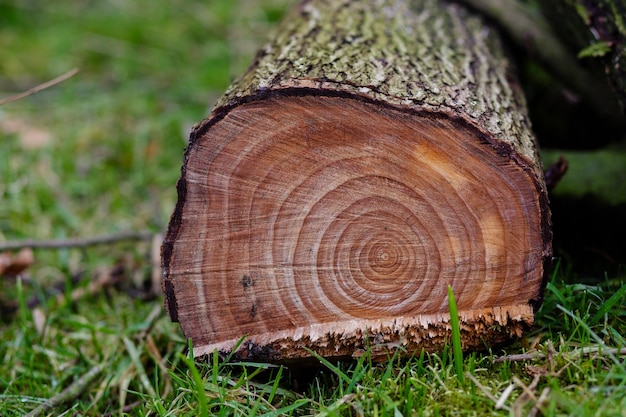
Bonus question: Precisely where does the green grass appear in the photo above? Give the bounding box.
[1,1,625,415]
[447,285,464,384]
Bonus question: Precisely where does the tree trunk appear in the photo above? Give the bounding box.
[162,0,552,362]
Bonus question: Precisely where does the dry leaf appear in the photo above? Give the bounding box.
[0,248,34,276]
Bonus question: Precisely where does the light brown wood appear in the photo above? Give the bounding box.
[162,0,552,362]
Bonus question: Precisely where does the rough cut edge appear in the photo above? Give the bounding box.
[192,304,534,361]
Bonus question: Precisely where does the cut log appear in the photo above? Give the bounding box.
[162,0,552,362]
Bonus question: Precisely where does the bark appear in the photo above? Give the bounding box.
[162,0,552,362]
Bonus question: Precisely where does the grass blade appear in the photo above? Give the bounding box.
[447,285,464,384]
[178,339,209,417]
[591,283,626,325]
[122,336,156,397]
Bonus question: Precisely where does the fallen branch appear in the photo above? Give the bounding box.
[0,230,154,251]
[24,364,102,417]
[0,68,79,106]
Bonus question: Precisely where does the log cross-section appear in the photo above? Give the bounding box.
[162,0,552,362]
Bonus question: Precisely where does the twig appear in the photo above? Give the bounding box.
[0,230,154,251]
[24,364,102,417]
[493,351,545,363]
[495,383,515,410]
[0,68,79,106]
[581,346,626,357]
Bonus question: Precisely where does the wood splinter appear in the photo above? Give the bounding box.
[162,0,552,363]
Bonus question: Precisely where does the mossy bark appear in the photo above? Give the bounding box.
[206,0,541,177]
